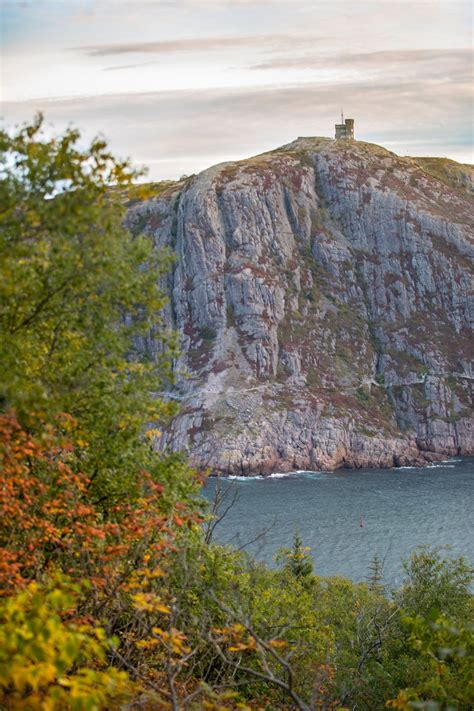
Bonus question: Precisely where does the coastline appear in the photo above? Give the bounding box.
[205,451,467,479]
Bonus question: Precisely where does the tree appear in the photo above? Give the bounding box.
[387,612,474,710]
[0,115,180,505]
[366,552,385,594]
[276,530,313,580]
[395,548,474,621]
[0,410,199,597]
[0,118,203,703]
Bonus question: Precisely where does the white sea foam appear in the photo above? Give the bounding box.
[296,469,323,474]
[227,470,326,481]
[227,460,460,480]
[227,475,263,481]
[396,461,458,471]
[268,470,327,479]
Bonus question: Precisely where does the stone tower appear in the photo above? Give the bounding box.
[335,112,355,140]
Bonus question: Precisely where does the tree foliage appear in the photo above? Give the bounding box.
[0,578,133,710]
[276,530,314,580]
[0,115,178,504]
[0,411,196,597]
[388,612,474,710]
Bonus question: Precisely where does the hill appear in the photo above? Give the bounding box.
[126,138,474,475]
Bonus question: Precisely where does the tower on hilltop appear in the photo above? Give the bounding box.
[335,110,354,140]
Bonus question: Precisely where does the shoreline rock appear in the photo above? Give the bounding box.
[207,450,454,478]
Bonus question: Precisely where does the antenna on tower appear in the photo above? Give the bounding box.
[341,108,344,124]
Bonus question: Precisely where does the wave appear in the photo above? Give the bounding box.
[227,474,264,481]
[269,470,329,479]
[226,470,327,481]
[396,459,461,471]
[295,469,325,475]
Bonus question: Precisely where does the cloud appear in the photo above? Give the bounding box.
[77,34,323,57]
[251,48,473,72]
[2,68,471,179]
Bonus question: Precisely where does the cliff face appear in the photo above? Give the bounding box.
[126,138,474,475]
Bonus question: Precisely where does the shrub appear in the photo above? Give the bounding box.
[199,326,217,341]
[0,578,133,709]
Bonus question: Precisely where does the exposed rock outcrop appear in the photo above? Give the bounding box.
[126,138,474,475]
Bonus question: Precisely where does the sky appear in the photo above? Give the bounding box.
[1,0,473,180]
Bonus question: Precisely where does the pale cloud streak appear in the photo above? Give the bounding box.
[79,34,324,57]
[250,48,473,72]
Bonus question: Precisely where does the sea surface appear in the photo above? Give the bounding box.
[202,457,474,588]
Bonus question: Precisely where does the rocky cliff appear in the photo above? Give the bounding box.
[126,138,474,475]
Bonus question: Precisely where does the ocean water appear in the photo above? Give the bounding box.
[202,457,474,588]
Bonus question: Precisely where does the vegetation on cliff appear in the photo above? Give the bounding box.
[0,119,473,709]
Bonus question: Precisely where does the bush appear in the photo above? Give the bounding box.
[199,326,217,341]
[0,578,133,709]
